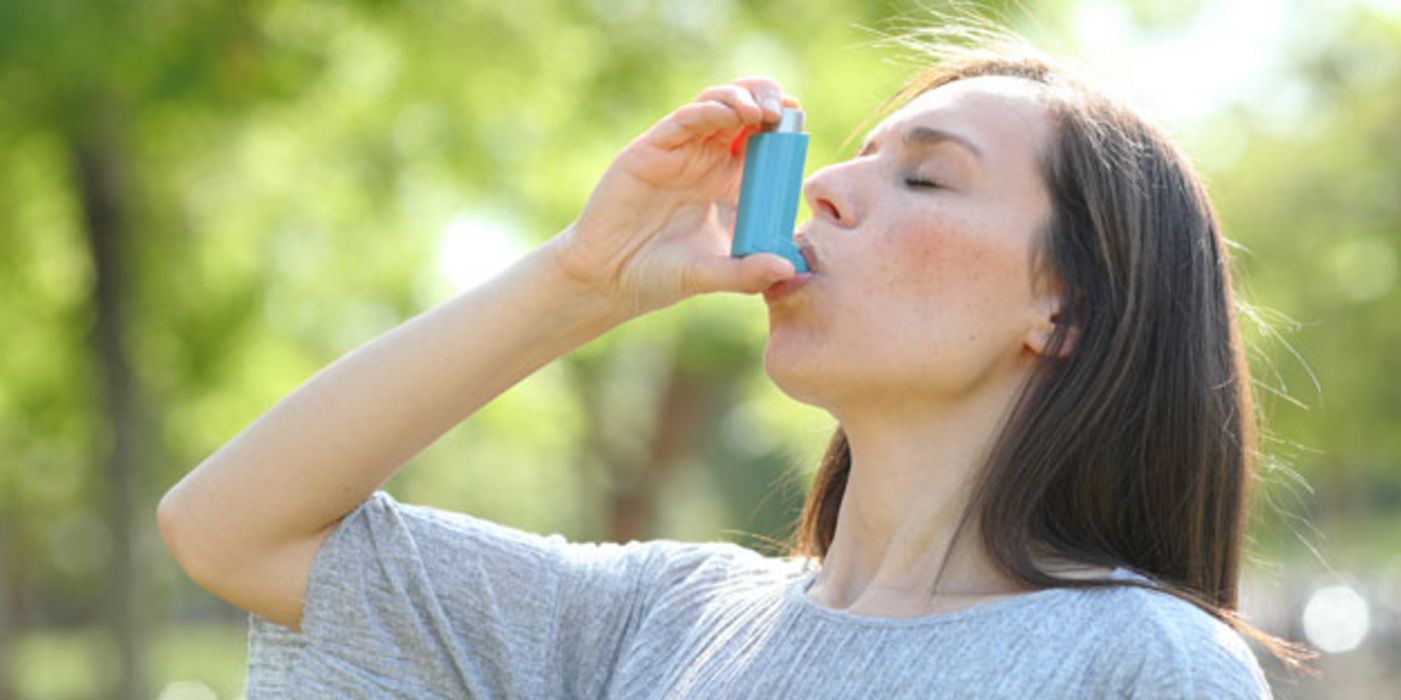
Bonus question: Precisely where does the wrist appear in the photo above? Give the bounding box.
[536,230,634,329]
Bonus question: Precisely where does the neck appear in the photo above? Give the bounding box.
[810,377,1030,610]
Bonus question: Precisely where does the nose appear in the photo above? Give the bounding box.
[801,162,859,229]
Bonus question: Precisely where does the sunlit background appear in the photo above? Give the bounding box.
[2,0,1398,698]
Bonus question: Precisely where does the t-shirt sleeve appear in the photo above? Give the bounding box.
[1125,630,1274,699]
[245,489,719,699]
[1098,593,1275,700]
[1180,629,1275,700]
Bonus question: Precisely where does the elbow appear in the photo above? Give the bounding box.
[157,486,217,589]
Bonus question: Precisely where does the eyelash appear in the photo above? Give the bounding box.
[905,178,941,189]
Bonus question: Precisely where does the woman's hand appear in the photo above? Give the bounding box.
[549,77,803,318]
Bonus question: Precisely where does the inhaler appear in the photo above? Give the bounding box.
[731,108,809,273]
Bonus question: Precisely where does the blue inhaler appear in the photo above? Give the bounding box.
[731,108,809,273]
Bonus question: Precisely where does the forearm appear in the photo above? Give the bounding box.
[158,235,626,573]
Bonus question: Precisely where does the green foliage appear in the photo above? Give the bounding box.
[1,0,1397,696]
[1208,5,1401,558]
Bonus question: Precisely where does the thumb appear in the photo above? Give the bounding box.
[688,253,795,295]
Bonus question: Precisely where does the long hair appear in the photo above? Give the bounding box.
[787,35,1316,672]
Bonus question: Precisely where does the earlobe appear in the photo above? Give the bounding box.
[1027,271,1077,358]
[1027,311,1077,359]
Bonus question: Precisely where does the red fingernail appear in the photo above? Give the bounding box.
[729,125,757,157]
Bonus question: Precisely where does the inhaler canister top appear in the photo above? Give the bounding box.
[774,108,804,133]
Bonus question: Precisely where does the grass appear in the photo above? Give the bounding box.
[5,623,248,700]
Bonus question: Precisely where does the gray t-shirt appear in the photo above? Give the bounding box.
[246,490,1273,698]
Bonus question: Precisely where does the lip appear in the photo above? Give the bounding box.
[763,272,814,304]
[798,239,820,272]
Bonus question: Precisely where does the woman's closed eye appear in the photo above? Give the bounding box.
[905,177,943,189]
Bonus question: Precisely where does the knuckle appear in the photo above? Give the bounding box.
[704,87,748,109]
[733,75,780,93]
[699,84,740,101]
[674,104,706,127]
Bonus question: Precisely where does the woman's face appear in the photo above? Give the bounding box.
[764,76,1059,410]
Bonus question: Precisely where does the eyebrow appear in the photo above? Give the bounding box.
[859,126,984,159]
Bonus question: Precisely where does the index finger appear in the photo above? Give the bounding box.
[730,76,803,122]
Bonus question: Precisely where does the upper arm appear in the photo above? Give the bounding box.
[158,489,338,631]
[244,491,681,696]
[210,523,337,631]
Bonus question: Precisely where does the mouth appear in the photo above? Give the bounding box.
[797,238,820,273]
[765,235,820,305]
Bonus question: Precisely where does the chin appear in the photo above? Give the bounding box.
[761,333,833,407]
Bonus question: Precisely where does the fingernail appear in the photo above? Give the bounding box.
[763,97,781,117]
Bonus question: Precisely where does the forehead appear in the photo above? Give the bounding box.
[865,75,1054,156]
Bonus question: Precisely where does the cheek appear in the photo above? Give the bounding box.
[877,211,1017,319]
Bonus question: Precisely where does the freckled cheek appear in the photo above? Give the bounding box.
[880,221,1000,307]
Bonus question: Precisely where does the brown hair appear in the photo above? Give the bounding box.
[787,35,1317,672]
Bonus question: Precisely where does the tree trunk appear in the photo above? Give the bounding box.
[72,102,148,700]
[608,359,708,542]
[0,531,10,700]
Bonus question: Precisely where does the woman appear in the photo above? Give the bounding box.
[158,34,1310,698]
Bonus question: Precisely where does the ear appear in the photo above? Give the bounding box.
[1025,286,1078,359]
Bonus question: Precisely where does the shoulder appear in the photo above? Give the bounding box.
[635,537,805,593]
[333,491,798,588]
[1084,570,1273,699]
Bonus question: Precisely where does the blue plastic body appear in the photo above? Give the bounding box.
[731,129,809,273]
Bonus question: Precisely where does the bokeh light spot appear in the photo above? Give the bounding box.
[1302,584,1371,653]
[435,210,529,292]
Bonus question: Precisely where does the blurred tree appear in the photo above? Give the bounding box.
[0,1,309,696]
[1208,4,1401,559]
[72,95,153,700]
[1,0,1396,697]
